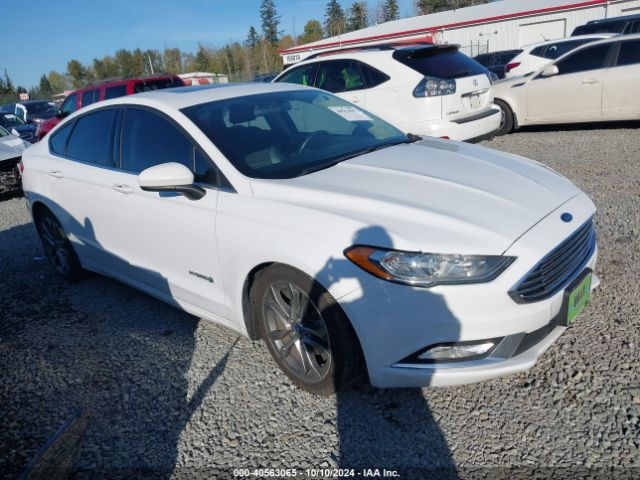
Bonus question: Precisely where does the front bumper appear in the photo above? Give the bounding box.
[404,107,501,142]
[338,193,598,388]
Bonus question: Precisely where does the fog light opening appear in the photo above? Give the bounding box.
[403,338,502,364]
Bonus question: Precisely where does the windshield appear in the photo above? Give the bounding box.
[25,101,57,115]
[0,113,25,128]
[182,90,410,179]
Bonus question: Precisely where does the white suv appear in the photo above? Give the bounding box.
[504,34,616,78]
[274,44,501,142]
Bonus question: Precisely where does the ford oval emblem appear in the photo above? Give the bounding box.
[561,213,573,223]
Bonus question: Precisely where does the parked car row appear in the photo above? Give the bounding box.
[273,43,501,142]
[0,125,28,195]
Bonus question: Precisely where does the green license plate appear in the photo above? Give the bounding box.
[565,272,592,326]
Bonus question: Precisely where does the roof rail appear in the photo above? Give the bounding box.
[83,72,174,89]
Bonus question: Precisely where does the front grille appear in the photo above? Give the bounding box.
[511,219,596,303]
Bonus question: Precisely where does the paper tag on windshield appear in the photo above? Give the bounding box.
[5,138,24,147]
[329,106,373,122]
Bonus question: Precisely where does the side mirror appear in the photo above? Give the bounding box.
[540,64,559,78]
[138,162,206,200]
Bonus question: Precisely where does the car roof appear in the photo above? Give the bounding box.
[523,33,617,49]
[586,12,640,24]
[80,82,311,111]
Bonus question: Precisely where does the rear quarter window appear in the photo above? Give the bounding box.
[617,40,640,66]
[393,47,487,79]
[105,84,127,99]
[49,122,74,156]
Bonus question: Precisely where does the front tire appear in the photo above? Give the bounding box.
[34,208,84,281]
[495,99,515,136]
[252,265,363,395]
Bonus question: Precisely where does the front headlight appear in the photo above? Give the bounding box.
[344,246,515,287]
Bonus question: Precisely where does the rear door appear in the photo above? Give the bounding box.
[603,39,640,119]
[102,106,227,317]
[525,43,612,123]
[314,60,367,106]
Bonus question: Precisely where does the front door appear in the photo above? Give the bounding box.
[99,106,228,317]
[526,43,612,124]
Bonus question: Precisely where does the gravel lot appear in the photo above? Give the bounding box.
[1,126,639,479]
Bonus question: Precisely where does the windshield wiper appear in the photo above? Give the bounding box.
[298,135,422,176]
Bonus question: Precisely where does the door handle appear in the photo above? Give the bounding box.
[49,170,63,179]
[582,79,599,85]
[112,184,134,194]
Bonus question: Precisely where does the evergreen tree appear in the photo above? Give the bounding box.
[347,2,369,32]
[67,60,92,88]
[260,0,281,46]
[324,0,346,37]
[246,26,260,49]
[38,74,53,95]
[382,0,400,22]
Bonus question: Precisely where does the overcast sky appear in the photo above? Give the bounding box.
[3,0,419,88]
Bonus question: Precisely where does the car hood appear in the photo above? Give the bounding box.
[250,138,581,255]
[0,135,27,161]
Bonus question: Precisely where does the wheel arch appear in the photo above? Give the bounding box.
[495,96,519,130]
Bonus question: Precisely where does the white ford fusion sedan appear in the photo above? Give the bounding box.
[22,82,598,395]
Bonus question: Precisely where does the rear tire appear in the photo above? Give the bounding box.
[34,208,84,282]
[495,99,514,136]
[252,264,363,395]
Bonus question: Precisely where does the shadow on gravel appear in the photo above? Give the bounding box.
[315,226,459,478]
[0,200,233,479]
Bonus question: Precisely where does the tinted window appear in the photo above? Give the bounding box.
[121,108,192,173]
[617,40,640,66]
[474,54,491,67]
[194,148,220,185]
[105,84,127,99]
[66,109,117,166]
[556,45,610,75]
[315,60,367,93]
[61,94,77,114]
[49,121,74,155]
[133,78,183,93]
[359,62,390,88]
[573,20,626,35]
[276,63,317,86]
[81,89,99,107]
[544,40,591,60]
[628,21,640,34]
[393,47,487,79]
[182,90,407,179]
[530,46,546,58]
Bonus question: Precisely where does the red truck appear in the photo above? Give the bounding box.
[37,74,185,140]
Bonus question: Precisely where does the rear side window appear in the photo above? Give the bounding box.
[393,47,487,79]
[315,60,368,93]
[474,54,491,67]
[358,62,390,88]
[530,46,547,58]
[81,89,99,107]
[627,21,640,34]
[556,44,611,75]
[133,78,183,93]
[105,84,127,99]
[61,94,77,114]
[49,122,74,156]
[276,63,317,86]
[121,108,192,173]
[66,109,117,166]
[617,40,640,66]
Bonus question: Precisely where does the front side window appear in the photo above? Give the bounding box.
[544,40,590,60]
[556,44,611,75]
[121,108,192,173]
[182,90,408,179]
[66,109,117,166]
[61,94,77,114]
[617,40,640,66]
[625,20,640,34]
[81,89,99,107]
[276,63,317,87]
